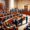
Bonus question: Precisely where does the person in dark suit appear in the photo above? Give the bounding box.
[0,23,4,30]
[26,16,28,24]
[19,18,23,25]
[13,17,18,27]
[15,19,18,26]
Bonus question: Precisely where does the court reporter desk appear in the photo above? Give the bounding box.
[4,18,18,30]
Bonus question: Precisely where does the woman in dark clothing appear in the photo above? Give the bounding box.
[19,18,23,25]
[15,19,18,26]
[0,24,4,30]
[13,18,18,27]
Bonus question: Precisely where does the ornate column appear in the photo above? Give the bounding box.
[5,0,10,15]
[14,0,18,9]
[5,0,9,11]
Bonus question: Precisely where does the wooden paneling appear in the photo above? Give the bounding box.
[4,0,10,14]
[5,0,9,10]
[22,11,30,15]
[14,0,18,8]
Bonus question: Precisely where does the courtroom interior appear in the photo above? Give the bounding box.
[0,0,30,30]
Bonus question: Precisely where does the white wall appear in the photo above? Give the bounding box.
[18,0,30,10]
[9,0,14,10]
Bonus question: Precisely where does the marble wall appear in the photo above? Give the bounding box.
[14,0,30,10]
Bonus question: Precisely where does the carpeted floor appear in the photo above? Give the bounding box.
[18,24,26,30]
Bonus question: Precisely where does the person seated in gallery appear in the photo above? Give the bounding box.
[13,17,18,27]
[5,22,10,27]
[0,18,3,24]
[24,20,30,30]
[0,22,4,30]
[0,25,4,30]
[19,17,23,25]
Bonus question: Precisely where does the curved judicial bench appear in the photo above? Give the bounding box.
[22,11,30,15]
